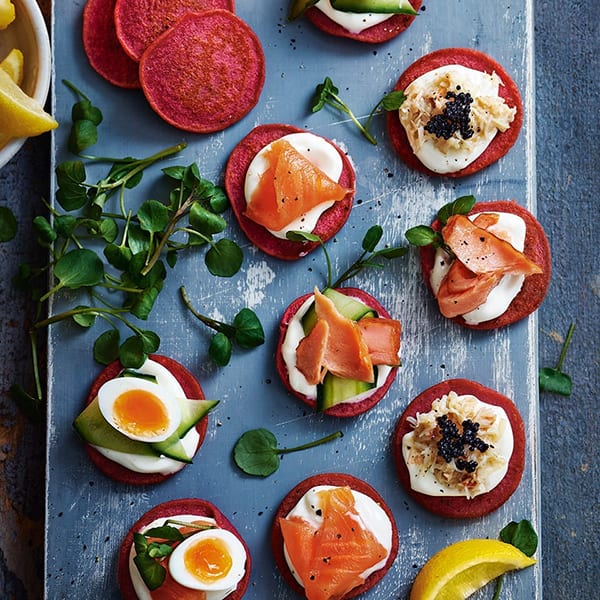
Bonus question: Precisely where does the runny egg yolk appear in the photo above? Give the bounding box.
[183,536,233,584]
[113,389,170,438]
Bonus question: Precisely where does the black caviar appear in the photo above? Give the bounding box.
[436,414,489,472]
[425,90,474,140]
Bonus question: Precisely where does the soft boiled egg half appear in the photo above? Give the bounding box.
[168,528,247,596]
[97,377,181,443]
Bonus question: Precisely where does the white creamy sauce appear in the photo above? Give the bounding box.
[281,295,393,401]
[401,393,514,497]
[244,132,343,239]
[315,0,395,33]
[283,485,392,587]
[91,358,200,474]
[128,514,244,600]
[399,64,515,173]
[430,211,527,324]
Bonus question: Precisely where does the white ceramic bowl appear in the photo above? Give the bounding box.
[0,0,52,169]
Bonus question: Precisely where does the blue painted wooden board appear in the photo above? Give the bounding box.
[45,1,541,598]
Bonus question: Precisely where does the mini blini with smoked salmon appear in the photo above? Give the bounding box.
[386,47,523,177]
[272,473,398,600]
[276,286,401,417]
[118,498,251,600]
[225,123,356,260]
[405,197,551,329]
[72,355,218,486]
[393,379,526,519]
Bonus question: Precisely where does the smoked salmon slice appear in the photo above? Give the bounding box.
[295,319,329,385]
[279,486,388,600]
[357,317,401,366]
[442,214,542,276]
[244,139,351,231]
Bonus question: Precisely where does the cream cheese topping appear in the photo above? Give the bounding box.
[402,391,514,498]
[283,485,393,586]
[244,132,343,239]
[91,358,199,475]
[281,294,393,402]
[430,211,526,324]
[398,64,516,173]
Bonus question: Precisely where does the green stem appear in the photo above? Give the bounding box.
[556,322,576,371]
[491,574,503,600]
[328,93,377,145]
[179,286,236,337]
[278,431,343,454]
[28,329,43,403]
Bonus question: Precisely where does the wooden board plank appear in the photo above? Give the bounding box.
[45,1,541,598]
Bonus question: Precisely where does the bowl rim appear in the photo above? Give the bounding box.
[0,0,52,168]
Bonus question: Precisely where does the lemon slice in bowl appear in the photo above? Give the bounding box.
[410,538,536,599]
[0,66,57,138]
[0,47,24,84]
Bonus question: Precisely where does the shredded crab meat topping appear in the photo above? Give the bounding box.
[399,69,516,154]
[405,392,510,498]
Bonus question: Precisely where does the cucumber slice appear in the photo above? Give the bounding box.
[301,287,376,334]
[317,369,377,411]
[150,399,218,462]
[288,0,319,20]
[330,0,418,14]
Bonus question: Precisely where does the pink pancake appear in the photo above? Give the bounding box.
[118,498,251,600]
[114,0,235,61]
[420,200,551,329]
[139,10,265,133]
[276,287,399,417]
[305,0,421,43]
[82,0,140,88]
[271,473,398,599]
[393,379,526,518]
[386,48,523,177]
[82,354,209,486]
[224,123,355,260]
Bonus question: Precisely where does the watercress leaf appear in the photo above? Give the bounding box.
[0,206,17,242]
[133,552,166,591]
[166,250,177,268]
[127,224,151,254]
[233,428,279,477]
[130,287,159,320]
[162,165,186,181]
[539,367,572,396]
[53,214,77,238]
[138,200,169,234]
[205,238,243,277]
[312,76,338,112]
[286,230,321,243]
[362,225,383,252]
[381,90,406,110]
[55,161,88,211]
[71,99,103,126]
[500,520,538,557]
[133,532,148,555]
[209,332,232,366]
[54,248,104,289]
[144,526,184,542]
[9,384,44,423]
[208,186,229,213]
[183,163,202,190]
[147,543,174,559]
[72,306,96,328]
[124,169,144,190]
[93,329,120,365]
[405,225,440,247]
[104,243,133,271]
[189,202,227,235]
[32,215,57,245]
[437,195,476,224]
[56,160,86,185]
[139,329,160,354]
[119,335,147,369]
[127,253,166,288]
[99,218,118,243]
[69,119,98,154]
[233,308,265,349]
[375,246,408,259]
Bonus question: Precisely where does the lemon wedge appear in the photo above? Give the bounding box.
[410,538,536,599]
[1,48,24,85]
[0,0,15,29]
[0,68,57,138]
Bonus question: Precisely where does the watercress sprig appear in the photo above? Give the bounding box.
[180,285,265,366]
[311,76,405,145]
[539,322,575,396]
[233,427,343,477]
[287,224,407,289]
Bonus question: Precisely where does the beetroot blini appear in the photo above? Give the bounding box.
[303,0,422,44]
[82,0,140,88]
[393,379,526,518]
[386,47,523,177]
[114,0,235,61]
[272,473,398,600]
[225,124,356,260]
[118,498,251,600]
[75,355,213,486]
[276,287,400,417]
[139,10,265,133]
